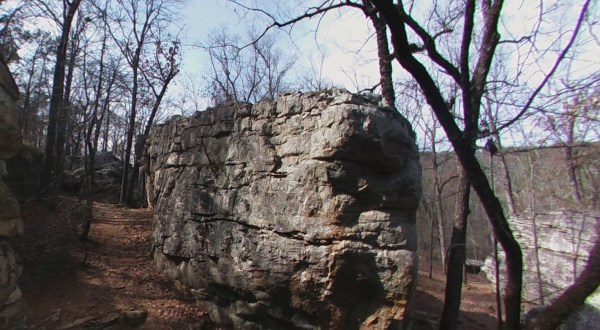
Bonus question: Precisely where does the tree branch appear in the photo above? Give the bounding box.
[489,0,592,136]
[395,5,461,84]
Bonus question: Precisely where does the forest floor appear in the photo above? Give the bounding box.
[14,196,498,329]
[413,259,499,329]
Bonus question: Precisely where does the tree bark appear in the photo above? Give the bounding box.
[102,109,110,153]
[363,0,395,107]
[565,116,582,203]
[41,0,83,195]
[430,128,447,270]
[439,172,471,329]
[485,101,518,214]
[119,67,137,203]
[126,62,177,206]
[493,236,504,329]
[56,26,80,182]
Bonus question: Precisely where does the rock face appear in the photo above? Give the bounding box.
[62,153,124,194]
[146,89,421,329]
[0,61,25,328]
[4,145,43,200]
[482,211,600,328]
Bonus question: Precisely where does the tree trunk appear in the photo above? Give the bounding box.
[439,172,471,329]
[498,150,518,214]
[363,1,395,107]
[41,0,83,195]
[126,62,177,206]
[532,214,545,305]
[55,37,77,182]
[565,146,582,203]
[486,103,518,214]
[126,137,143,206]
[80,27,111,240]
[119,67,138,204]
[79,144,95,241]
[428,200,435,279]
[125,94,162,206]
[436,194,447,271]
[372,2,523,327]
[431,130,447,270]
[102,109,110,153]
[21,47,40,142]
[493,236,503,329]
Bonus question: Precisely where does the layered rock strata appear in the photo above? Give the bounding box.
[0,61,24,328]
[146,89,421,329]
[483,211,600,328]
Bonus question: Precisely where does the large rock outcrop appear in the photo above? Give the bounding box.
[146,89,421,329]
[482,211,600,328]
[0,61,25,328]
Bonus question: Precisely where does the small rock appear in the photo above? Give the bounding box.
[48,308,62,323]
[5,287,22,305]
[120,309,148,327]
[99,311,120,324]
[57,316,96,329]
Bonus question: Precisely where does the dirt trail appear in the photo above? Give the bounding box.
[15,197,497,330]
[412,259,499,329]
[16,198,209,329]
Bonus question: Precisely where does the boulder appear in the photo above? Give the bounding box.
[0,60,25,329]
[4,145,43,200]
[62,155,123,195]
[0,62,20,160]
[482,211,600,328]
[146,89,421,329]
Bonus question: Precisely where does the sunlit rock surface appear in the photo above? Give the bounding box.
[146,89,421,329]
[483,211,600,329]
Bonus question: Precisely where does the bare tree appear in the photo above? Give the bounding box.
[78,3,121,239]
[15,30,55,147]
[370,2,592,327]
[178,72,207,114]
[297,45,333,92]
[100,0,180,204]
[361,0,394,107]
[538,83,600,207]
[441,170,470,329]
[202,27,296,104]
[57,9,89,184]
[0,2,25,64]
[126,36,181,206]
[35,0,83,197]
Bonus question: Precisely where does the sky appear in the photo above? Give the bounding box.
[173,0,384,99]
[174,0,598,98]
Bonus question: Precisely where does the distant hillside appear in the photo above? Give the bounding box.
[417,142,600,263]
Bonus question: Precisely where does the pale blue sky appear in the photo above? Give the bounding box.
[174,0,383,93]
[175,0,598,98]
